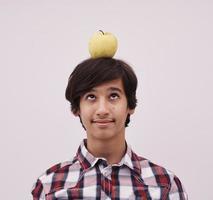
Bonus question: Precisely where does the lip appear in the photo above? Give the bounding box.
[92,119,115,127]
[93,120,114,123]
[92,119,114,123]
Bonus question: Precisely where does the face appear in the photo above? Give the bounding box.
[77,79,134,141]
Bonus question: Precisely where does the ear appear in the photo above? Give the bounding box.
[73,110,80,117]
[128,108,135,115]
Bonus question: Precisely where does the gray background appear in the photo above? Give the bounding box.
[1,0,213,199]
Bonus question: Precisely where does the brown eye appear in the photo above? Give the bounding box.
[110,93,119,100]
[86,94,96,101]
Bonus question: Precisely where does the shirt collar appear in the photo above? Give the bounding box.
[76,139,141,175]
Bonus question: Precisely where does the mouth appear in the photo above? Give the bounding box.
[92,119,115,127]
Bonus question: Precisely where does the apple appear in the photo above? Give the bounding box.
[88,30,118,58]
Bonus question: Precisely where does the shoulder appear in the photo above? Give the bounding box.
[39,156,78,183]
[136,155,188,199]
[31,156,80,198]
[130,149,178,186]
[135,155,174,186]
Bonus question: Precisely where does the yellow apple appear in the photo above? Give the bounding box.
[88,30,118,58]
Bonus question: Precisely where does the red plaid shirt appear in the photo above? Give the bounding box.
[32,139,187,199]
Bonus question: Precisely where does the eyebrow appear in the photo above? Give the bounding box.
[89,87,123,93]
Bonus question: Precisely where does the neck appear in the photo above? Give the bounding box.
[86,135,126,165]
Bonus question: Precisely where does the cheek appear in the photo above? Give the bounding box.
[111,106,116,111]
[114,105,129,118]
[79,107,92,121]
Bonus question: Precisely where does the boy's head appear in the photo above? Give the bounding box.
[65,57,138,127]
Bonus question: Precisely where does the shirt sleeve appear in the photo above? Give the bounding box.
[31,178,45,200]
[168,175,188,200]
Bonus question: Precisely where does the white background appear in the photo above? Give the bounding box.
[1,1,213,199]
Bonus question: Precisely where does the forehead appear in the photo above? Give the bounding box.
[89,79,125,93]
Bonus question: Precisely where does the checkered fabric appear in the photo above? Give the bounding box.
[31,139,187,199]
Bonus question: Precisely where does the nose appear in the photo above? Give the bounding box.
[95,98,109,117]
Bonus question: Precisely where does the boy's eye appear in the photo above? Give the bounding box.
[86,94,96,100]
[110,93,119,100]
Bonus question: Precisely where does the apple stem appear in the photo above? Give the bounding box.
[99,30,104,35]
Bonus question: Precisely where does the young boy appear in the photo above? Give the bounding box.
[32,58,187,199]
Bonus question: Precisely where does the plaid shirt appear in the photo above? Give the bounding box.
[31,139,187,199]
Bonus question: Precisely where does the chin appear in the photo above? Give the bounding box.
[90,131,117,141]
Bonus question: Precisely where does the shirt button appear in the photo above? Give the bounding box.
[104,171,109,176]
[101,169,108,176]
